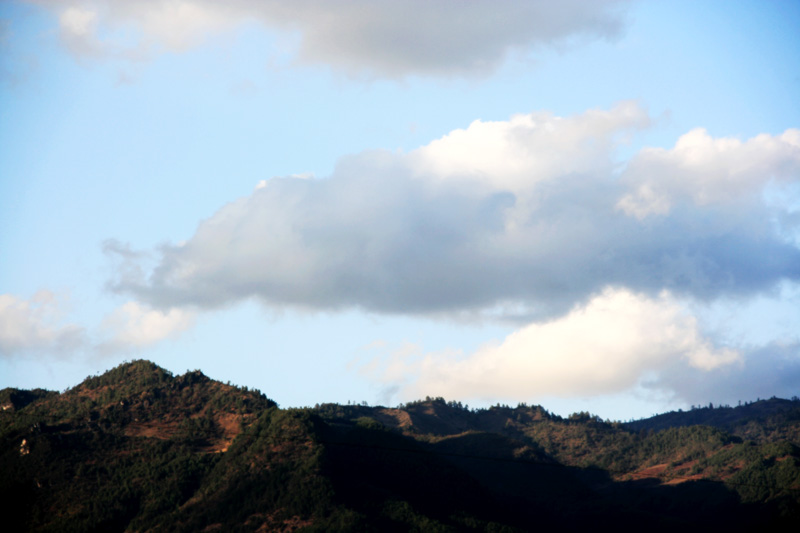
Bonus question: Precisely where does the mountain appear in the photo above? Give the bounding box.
[1,360,799,531]
[624,398,800,443]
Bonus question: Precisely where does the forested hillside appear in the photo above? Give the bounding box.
[1,361,798,531]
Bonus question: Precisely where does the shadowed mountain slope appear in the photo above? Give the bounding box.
[1,360,798,531]
[624,398,800,443]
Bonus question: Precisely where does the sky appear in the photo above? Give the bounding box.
[1,0,799,421]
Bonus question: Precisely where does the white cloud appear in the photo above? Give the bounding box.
[411,100,649,195]
[0,291,197,359]
[32,0,241,60]
[361,288,741,403]
[59,6,96,36]
[617,128,800,218]
[56,6,102,57]
[27,0,631,76]
[110,103,800,317]
[132,0,239,51]
[101,301,195,350]
[0,291,86,357]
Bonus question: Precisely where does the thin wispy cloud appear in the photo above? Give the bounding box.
[97,301,196,354]
[648,341,800,405]
[28,0,631,77]
[0,292,193,359]
[0,291,86,357]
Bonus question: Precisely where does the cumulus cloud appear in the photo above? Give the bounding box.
[27,0,630,76]
[0,291,87,357]
[360,288,742,402]
[618,128,800,218]
[109,103,800,319]
[411,101,650,194]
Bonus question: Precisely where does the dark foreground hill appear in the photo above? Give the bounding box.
[1,361,799,532]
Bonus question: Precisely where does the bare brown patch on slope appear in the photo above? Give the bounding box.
[626,463,669,481]
[404,402,473,435]
[209,412,248,453]
[374,408,413,430]
[124,411,255,453]
[123,419,182,440]
[249,511,314,532]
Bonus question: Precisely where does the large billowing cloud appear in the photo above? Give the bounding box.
[109,102,800,320]
[101,101,798,404]
[359,288,800,407]
[27,0,630,76]
[360,288,742,402]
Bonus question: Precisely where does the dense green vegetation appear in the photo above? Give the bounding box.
[1,360,798,531]
[625,398,800,443]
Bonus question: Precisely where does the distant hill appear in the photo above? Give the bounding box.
[1,360,799,531]
[624,398,800,442]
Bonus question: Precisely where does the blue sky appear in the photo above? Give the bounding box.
[1,0,799,420]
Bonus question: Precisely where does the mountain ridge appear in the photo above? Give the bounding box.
[2,359,798,531]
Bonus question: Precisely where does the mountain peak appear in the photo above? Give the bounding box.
[76,359,173,392]
[2,362,798,531]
